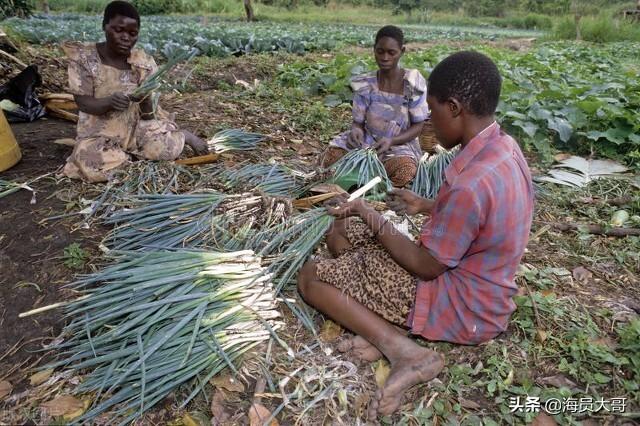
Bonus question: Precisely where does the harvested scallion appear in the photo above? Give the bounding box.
[43,249,281,425]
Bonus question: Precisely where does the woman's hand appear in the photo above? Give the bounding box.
[108,92,131,111]
[186,138,209,155]
[386,188,433,216]
[347,126,364,149]
[184,131,209,156]
[373,136,393,154]
[326,196,368,219]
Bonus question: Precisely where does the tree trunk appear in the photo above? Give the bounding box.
[244,0,254,22]
[571,0,581,41]
[42,0,50,14]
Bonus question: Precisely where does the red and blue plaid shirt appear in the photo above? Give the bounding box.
[409,122,534,344]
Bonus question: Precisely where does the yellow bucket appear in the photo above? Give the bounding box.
[0,109,21,172]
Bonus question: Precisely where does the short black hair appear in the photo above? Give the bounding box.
[103,1,140,28]
[428,51,501,117]
[375,25,404,47]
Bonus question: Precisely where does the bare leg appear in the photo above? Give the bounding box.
[327,218,404,362]
[327,219,384,361]
[337,325,408,362]
[326,218,352,258]
[297,262,444,418]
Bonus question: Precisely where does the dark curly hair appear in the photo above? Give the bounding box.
[103,1,140,28]
[375,25,404,47]
[428,51,501,117]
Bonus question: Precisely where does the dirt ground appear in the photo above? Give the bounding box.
[0,118,107,394]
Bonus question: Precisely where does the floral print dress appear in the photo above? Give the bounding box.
[62,42,185,183]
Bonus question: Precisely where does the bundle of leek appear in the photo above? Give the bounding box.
[0,178,34,200]
[84,161,210,221]
[246,178,382,330]
[104,192,290,251]
[411,145,459,199]
[330,148,391,195]
[220,163,309,197]
[44,250,280,425]
[131,48,198,99]
[207,129,265,154]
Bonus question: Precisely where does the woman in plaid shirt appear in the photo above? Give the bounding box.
[298,51,534,418]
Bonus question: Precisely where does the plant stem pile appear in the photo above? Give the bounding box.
[330,148,391,195]
[207,128,265,154]
[104,192,291,251]
[411,146,459,199]
[46,250,280,424]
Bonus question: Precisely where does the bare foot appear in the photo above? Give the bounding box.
[367,345,444,418]
[337,335,383,362]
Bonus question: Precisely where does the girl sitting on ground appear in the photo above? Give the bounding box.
[299,51,534,418]
[321,25,429,188]
[62,1,207,183]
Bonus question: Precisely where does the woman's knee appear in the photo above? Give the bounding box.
[326,218,351,257]
[297,260,317,300]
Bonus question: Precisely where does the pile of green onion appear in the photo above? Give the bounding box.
[330,149,391,195]
[45,250,280,424]
[411,146,459,199]
[207,129,265,154]
[104,192,291,251]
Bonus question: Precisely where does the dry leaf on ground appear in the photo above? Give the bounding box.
[538,374,578,389]
[572,266,593,283]
[320,319,343,342]
[458,398,481,409]
[210,389,231,424]
[535,329,548,343]
[41,395,84,417]
[30,368,54,386]
[532,412,558,426]
[354,392,371,416]
[211,374,245,393]
[0,380,12,399]
[182,413,208,426]
[248,402,278,426]
[373,359,391,388]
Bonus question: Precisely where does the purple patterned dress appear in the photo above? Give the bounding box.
[329,68,430,163]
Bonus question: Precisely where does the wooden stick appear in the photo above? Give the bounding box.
[292,192,340,209]
[0,48,27,69]
[39,93,75,101]
[539,221,640,237]
[45,106,78,123]
[45,99,78,110]
[175,153,220,165]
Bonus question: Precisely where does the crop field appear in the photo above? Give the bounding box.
[1,8,639,426]
[278,42,640,166]
[4,14,542,57]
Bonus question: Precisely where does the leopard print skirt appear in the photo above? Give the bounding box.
[315,219,416,325]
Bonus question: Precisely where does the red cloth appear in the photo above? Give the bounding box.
[409,122,534,344]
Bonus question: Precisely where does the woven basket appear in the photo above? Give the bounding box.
[419,121,438,154]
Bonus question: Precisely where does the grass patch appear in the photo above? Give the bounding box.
[552,13,640,42]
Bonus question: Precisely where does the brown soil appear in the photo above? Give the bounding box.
[0,118,106,390]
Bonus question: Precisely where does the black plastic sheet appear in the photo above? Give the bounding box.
[0,65,45,122]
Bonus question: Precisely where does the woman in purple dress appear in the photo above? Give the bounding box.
[321,25,429,187]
